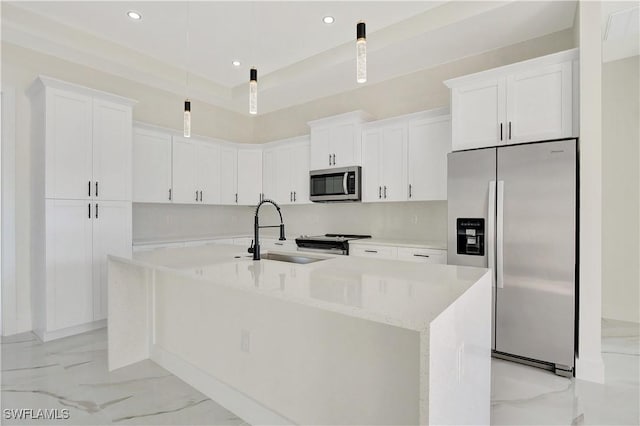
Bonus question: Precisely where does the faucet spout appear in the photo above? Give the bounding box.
[251,199,286,261]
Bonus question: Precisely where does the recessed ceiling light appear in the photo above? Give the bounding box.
[232,60,241,67]
[323,16,335,24]
[127,11,142,20]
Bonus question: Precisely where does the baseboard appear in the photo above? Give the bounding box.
[36,319,107,342]
[151,345,293,425]
[575,354,605,383]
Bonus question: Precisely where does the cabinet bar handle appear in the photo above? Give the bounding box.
[379,186,382,199]
[95,181,98,197]
[195,190,199,201]
[200,190,203,202]
[294,191,296,202]
[332,154,336,165]
[88,203,91,218]
[500,123,503,141]
[409,184,412,198]
[413,254,430,258]
[508,121,512,140]
[329,154,332,166]
[169,188,172,201]
[88,181,91,196]
[384,186,387,199]
[290,191,293,202]
[95,203,98,219]
[235,193,238,203]
[364,249,378,253]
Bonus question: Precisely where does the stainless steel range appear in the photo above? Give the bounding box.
[295,234,371,255]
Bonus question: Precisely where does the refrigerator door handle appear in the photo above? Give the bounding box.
[496,180,505,288]
[488,181,496,286]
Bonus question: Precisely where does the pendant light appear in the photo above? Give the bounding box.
[249,68,258,115]
[183,2,191,137]
[356,21,366,84]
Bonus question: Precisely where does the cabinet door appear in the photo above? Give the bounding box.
[220,146,238,204]
[237,149,263,205]
[92,201,131,321]
[380,124,407,202]
[408,116,451,201]
[132,127,172,203]
[197,142,221,205]
[275,146,293,204]
[172,137,198,204]
[45,89,93,200]
[262,149,278,202]
[330,122,358,167]
[45,199,93,330]
[92,99,132,201]
[291,142,310,204]
[362,129,382,202]
[506,62,572,144]
[451,78,506,151]
[310,127,331,170]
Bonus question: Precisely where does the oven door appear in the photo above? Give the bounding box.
[309,166,361,202]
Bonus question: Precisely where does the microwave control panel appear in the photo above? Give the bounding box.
[456,218,485,256]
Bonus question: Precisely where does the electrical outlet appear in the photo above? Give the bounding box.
[241,329,250,353]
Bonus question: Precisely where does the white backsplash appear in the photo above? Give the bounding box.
[133,201,447,243]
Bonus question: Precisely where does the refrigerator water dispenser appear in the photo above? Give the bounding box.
[456,218,484,256]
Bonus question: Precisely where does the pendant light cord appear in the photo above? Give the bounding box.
[185,1,190,97]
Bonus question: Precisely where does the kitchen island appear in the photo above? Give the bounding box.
[108,244,491,425]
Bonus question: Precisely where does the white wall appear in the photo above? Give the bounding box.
[602,56,640,323]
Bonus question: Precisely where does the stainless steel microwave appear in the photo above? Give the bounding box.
[309,166,361,202]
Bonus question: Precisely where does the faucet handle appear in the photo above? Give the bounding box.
[248,239,254,254]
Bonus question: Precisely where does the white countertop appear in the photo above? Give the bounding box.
[350,238,447,250]
[112,244,487,332]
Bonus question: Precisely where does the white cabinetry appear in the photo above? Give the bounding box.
[219,145,238,205]
[308,111,373,170]
[350,242,446,264]
[28,76,135,341]
[446,49,578,151]
[407,114,451,201]
[237,149,263,205]
[172,137,221,205]
[362,120,407,202]
[263,136,310,205]
[133,126,172,203]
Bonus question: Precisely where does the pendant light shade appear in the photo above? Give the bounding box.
[249,68,258,115]
[356,21,366,84]
[184,100,191,137]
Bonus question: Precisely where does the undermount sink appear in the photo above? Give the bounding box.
[261,252,328,264]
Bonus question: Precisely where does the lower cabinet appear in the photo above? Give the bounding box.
[350,243,446,264]
[36,199,131,341]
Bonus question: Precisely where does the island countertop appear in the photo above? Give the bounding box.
[114,243,488,332]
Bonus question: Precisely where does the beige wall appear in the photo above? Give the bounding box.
[602,56,640,323]
[253,29,575,143]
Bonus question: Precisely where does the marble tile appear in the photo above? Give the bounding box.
[1,329,246,425]
[491,319,640,425]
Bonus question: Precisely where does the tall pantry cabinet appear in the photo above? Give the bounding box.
[28,76,136,342]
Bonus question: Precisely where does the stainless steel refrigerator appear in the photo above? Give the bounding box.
[447,139,576,376]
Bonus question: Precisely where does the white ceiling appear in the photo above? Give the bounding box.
[3,1,579,115]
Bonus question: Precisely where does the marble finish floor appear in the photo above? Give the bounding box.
[1,319,638,425]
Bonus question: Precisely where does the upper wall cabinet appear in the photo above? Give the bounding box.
[219,145,238,205]
[237,148,263,206]
[263,136,310,205]
[28,77,135,201]
[308,111,374,170]
[133,125,172,203]
[445,49,578,151]
[172,136,221,205]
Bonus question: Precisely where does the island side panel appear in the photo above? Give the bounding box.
[108,258,151,371]
[427,271,491,425]
[152,269,421,425]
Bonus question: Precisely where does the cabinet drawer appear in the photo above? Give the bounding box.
[397,247,446,264]
[350,245,397,259]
